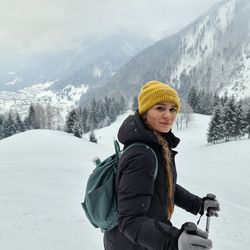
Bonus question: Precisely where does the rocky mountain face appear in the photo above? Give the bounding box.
[81,0,250,105]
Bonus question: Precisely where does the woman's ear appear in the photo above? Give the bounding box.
[142,114,147,123]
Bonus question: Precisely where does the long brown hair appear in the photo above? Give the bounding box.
[154,131,174,219]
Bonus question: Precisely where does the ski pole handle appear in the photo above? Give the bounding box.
[206,193,216,200]
[182,222,197,234]
[205,194,216,234]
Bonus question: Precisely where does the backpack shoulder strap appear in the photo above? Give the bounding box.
[122,142,158,180]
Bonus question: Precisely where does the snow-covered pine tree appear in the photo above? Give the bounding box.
[187,86,199,113]
[246,107,250,139]
[1,113,18,138]
[65,109,78,134]
[65,108,83,138]
[72,110,83,138]
[33,104,46,129]
[197,89,205,114]
[15,112,25,133]
[24,104,41,130]
[89,130,98,143]
[222,96,237,141]
[119,95,127,114]
[104,96,112,114]
[97,102,108,129]
[234,101,246,139]
[108,102,117,123]
[80,107,89,133]
[87,98,99,130]
[207,104,224,144]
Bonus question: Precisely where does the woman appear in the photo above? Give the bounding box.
[104,80,220,250]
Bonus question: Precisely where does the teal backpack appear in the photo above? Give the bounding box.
[81,140,158,232]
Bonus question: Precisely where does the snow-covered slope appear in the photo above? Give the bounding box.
[0,113,249,249]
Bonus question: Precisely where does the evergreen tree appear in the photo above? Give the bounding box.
[15,112,25,133]
[132,96,138,111]
[203,92,214,115]
[89,130,98,143]
[65,108,83,138]
[96,102,108,128]
[108,102,117,123]
[119,95,127,114]
[65,109,78,133]
[80,107,89,133]
[212,94,221,109]
[87,98,99,129]
[24,104,41,130]
[207,104,224,144]
[197,89,205,114]
[234,101,246,139]
[1,113,17,138]
[104,96,112,114]
[223,96,237,141]
[73,113,83,138]
[187,86,199,113]
[246,107,250,139]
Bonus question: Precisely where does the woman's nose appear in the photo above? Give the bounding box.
[162,110,170,118]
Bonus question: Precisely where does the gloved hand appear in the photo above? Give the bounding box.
[201,194,220,217]
[178,222,212,250]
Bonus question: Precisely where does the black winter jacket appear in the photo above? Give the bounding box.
[104,112,202,250]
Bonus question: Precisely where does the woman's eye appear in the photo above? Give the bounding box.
[170,108,177,112]
[156,106,165,111]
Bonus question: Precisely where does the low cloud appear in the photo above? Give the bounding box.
[0,0,220,54]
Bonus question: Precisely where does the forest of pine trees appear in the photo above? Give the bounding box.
[64,96,127,141]
[187,86,220,115]
[0,103,64,140]
[207,95,250,144]
[0,95,127,141]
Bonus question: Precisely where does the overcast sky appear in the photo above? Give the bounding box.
[0,0,221,55]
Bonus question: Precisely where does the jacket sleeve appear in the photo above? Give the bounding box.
[174,184,202,215]
[116,148,180,250]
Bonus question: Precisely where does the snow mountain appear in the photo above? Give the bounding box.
[51,32,154,90]
[0,31,153,92]
[81,0,250,104]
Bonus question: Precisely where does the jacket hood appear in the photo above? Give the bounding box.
[118,111,180,149]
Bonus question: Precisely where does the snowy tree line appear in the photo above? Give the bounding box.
[0,95,127,141]
[0,104,64,140]
[187,86,220,115]
[207,95,250,144]
[65,96,127,141]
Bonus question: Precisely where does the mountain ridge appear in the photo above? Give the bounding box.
[80,0,250,105]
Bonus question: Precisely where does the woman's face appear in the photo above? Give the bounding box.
[143,102,177,133]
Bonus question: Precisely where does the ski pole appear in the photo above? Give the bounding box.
[205,193,216,235]
[206,209,211,234]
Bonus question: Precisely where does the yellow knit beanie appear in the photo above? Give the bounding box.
[138,80,180,115]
